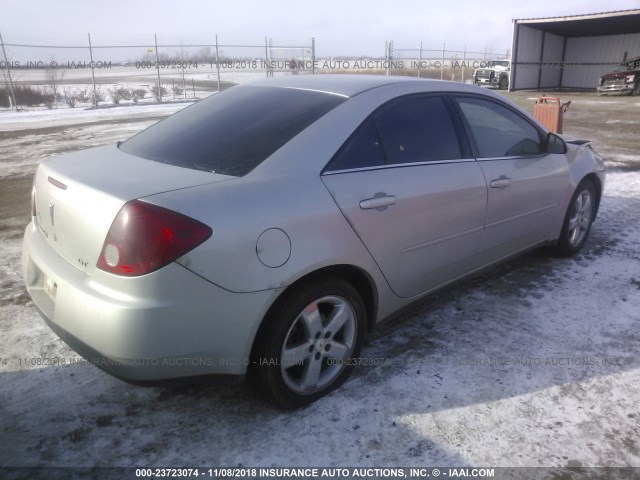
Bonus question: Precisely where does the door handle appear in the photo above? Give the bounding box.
[359,195,397,210]
[490,177,512,188]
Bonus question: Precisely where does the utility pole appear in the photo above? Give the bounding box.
[311,37,315,75]
[215,34,221,91]
[0,30,18,111]
[154,34,162,103]
[264,37,268,78]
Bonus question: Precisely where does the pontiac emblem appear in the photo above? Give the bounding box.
[49,203,55,227]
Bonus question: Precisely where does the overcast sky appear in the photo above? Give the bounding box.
[1,0,639,58]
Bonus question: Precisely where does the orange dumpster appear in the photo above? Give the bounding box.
[533,97,571,134]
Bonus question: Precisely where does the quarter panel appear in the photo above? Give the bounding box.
[143,175,390,299]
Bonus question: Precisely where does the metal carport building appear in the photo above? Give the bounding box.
[510,9,640,91]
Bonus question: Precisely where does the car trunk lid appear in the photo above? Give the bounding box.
[32,144,233,275]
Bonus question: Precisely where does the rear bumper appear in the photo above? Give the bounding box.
[22,221,281,382]
[39,311,244,386]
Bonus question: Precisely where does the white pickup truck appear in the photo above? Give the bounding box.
[473,60,510,89]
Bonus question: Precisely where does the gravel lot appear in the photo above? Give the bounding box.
[0,87,639,474]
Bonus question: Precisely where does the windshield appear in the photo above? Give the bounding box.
[119,85,346,176]
[488,61,509,68]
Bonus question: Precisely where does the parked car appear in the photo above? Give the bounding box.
[473,60,510,89]
[598,56,640,96]
[23,75,605,409]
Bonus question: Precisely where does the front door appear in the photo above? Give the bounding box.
[322,95,487,298]
[453,95,569,266]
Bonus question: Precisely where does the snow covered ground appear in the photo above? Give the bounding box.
[0,90,639,473]
[0,102,191,178]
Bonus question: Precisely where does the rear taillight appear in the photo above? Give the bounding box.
[97,200,212,276]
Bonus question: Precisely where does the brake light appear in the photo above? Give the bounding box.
[97,200,212,276]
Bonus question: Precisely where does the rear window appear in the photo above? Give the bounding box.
[119,86,346,176]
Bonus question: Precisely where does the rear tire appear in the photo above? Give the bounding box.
[634,81,640,96]
[554,179,596,256]
[251,277,366,409]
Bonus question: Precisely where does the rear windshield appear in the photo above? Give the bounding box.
[119,85,346,176]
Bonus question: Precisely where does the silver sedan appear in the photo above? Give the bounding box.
[22,75,605,408]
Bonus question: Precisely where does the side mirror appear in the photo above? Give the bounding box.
[546,132,567,154]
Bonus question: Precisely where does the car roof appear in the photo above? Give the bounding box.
[247,74,437,98]
[245,73,517,109]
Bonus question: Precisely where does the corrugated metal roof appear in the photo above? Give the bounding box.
[513,9,640,23]
[512,9,640,37]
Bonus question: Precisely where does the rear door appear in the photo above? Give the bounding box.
[452,95,569,266]
[321,95,487,298]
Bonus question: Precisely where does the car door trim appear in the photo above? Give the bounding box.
[484,203,558,229]
[322,158,477,176]
[401,225,485,254]
[475,153,548,161]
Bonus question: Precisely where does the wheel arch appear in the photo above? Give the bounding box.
[583,172,603,218]
[249,264,379,363]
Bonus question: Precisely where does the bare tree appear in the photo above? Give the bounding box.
[45,66,65,106]
[62,86,77,108]
[90,85,105,106]
[117,88,132,101]
[171,82,183,97]
[75,87,89,103]
[151,84,167,102]
[178,43,188,99]
[108,87,122,105]
[132,88,146,103]
[0,51,20,109]
[193,47,214,63]
[0,68,12,108]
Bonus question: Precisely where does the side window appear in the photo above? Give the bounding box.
[326,117,386,171]
[326,96,462,171]
[456,97,544,158]
[375,96,461,164]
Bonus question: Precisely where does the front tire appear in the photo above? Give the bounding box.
[252,278,366,409]
[499,76,509,90]
[554,179,596,256]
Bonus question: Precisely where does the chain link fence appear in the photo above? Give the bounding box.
[1,33,511,111]
[0,33,315,110]
[385,41,510,82]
